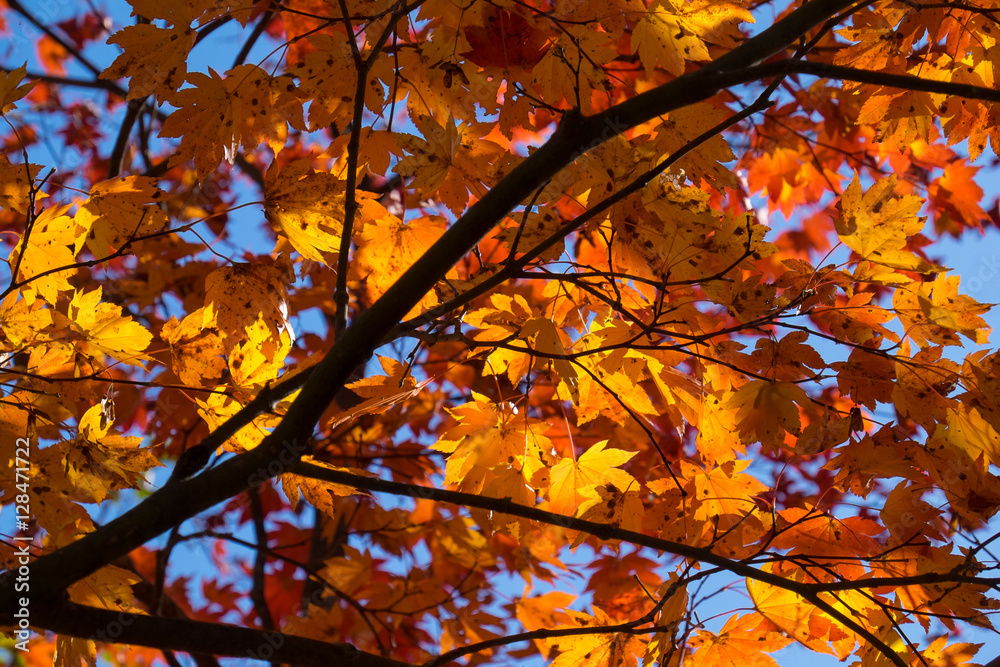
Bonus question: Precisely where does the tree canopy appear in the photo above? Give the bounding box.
[2,0,1000,665]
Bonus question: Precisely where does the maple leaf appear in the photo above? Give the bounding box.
[0,292,53,348]
[54,636,97,667]
[351,214,449,319]
[75,176,167,257]
[160,305,228,386]
[547,608,646,667]
[196,390,282,452]
[433,393,552,492]
[101,2,196,100]
[204,262,292,352]
[160,66,305,176]
[13,1,1000,664]
[632,0,751,77]
[894,275,992,347]
[228,316,293,388]
[8,204,81,305]
[0,153,42,214]
[696,391,745,466]
[63,403,162,504]
[687,613,792,667]
[263,158,345,265]
[281,456,361,516]
[545,441,637,516]
[67,287,153,367]
[395,114,505,215]
[835,174,942,276]
[0,64,36,114]
[727,380,808,450]
[290,33,386,129]
[748,566,855,657]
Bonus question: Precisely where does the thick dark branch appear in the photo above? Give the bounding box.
[23,600,411,667]
[780,59,1000,102]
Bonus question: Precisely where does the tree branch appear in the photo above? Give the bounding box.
[25,600,412,667]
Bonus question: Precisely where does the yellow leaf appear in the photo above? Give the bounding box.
[574,484,646,547]
[68,287,153,366]
[229,316,293,388]
[687,459,766,524]
[548,609,646,667]
[0,64,36,114]
[835,174,942,275]
[632,0,751,77]
[160,66,304,177]
[654,104,737,188]
[196,390,282,452]
[396,114,504,214]
[0,293,53,348]
[687,613,792,667]
[696,391,745,466]
[546,441,637,516]
[74,176,167,257]
[8,205,80,305]
[352,214,449,319]
[54,636,97,667]
[264,158,345,264]
[0,153,42,214]
[894,274,992,347]
[160,305,227,386]
[726,380,808,450]
[65,404,162,504]
[101,4,196,100]
[281,456,361,515]
[67,564,141,612]
[632,2,710,77]
[433,395,552,492]
[522,317,579,401]
[747,569,845,656]
[290,33,386,129]
[204,262,292,352]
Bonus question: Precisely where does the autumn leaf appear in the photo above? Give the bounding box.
[0,292,53,348]
[63,403,162,504]
[101,2,196,100]
[160,304,228,386]
[687,613,791,667]
[632,0,752,77]
[204,262,292,352]
[727,380,809,450]
[395,113,505,214]
[547,608,646,667]
[0,64,36,114]
[264,158,345,265]
[281,456,361,516]
[0,153,42,213]
[433,394,552,492]
[545,441,637,516]
[9,1,1000,665]
[67,287,153,367]
[160,65,305,176]
[7,204,80,305]
[894,274,992,347]
[835,174,942,276]
[352,214,449,319]
[196,390,282,452]
[75,176,167,257]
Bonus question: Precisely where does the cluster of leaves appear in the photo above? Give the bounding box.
[1,0,1000,665]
